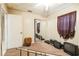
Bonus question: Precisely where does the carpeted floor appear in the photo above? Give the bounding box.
[4,38,43,56]
[4,48,37,56]
[5,48,20,56]
[4,42,69,56]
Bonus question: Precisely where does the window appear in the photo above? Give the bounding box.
[57,11,76,40]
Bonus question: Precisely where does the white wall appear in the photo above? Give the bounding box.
[40,20,48,40]
[47,4,79,46]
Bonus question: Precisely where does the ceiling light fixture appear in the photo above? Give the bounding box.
[35,2,57,11]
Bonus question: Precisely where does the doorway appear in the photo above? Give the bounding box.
[34,19,41,42]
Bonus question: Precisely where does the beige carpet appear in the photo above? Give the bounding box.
[5,48,46,56]
[5,48,20,56]
[4,48,37,56]
[4,42,69,56]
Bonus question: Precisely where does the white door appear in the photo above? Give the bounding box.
[7,14,23,49]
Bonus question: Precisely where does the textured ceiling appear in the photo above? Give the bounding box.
[6,3,63,17]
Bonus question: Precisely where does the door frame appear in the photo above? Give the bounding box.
[34,19,36,42]
[34,19,41,42]
[0,10,5,56]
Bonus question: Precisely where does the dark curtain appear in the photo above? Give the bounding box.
[57,11,76,40]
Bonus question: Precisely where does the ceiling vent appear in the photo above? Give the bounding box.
[27,10,32,13]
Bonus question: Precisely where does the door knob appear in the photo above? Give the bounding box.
[20,32,22,34]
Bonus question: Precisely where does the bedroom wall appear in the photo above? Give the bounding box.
[47,4,79,46]
[40,20,48,40]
